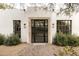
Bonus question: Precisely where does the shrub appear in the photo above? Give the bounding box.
[0,34,5,45]
[54,32,68,46]
[54,32,79,46]
[67,35,79,46]
[57,46,78,56]
[4,34,21,46]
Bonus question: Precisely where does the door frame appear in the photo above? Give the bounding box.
[29,17,50,44]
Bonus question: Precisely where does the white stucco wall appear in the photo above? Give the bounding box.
[0,8,56,43]
[0,7,79,44]
[72,13,79,36]
[26,7,56,43]
[0,9,27,42]
[57,13,79,36]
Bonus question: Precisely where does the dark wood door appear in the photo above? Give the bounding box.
[31,19,48,43]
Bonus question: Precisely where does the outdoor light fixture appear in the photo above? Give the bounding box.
[24,23,26,28]
[23,9,26,11]
[52,24,54,28]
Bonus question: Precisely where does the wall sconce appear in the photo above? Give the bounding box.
[24,23,26,28]
[52,24,54,28]
[23,9,26,12]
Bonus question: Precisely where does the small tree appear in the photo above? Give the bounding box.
[0,3,14,9]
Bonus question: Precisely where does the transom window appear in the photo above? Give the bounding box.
[13,20,21,38]
[57,20,72,34]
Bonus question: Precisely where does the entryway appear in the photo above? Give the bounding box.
[31,19,48,43]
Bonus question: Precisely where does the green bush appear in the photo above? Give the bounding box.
[0,34,5,45]
[4,34,21,46]
[67,35,79,46]
[54,32,79,46]
[54,32,68,46]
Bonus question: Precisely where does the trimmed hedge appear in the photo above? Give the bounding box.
[4,34,21,46]
[54,32,79,46]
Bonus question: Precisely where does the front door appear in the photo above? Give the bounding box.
[31,19,48,43]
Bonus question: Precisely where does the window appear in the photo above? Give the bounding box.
[13,20,21,38]
[57,20,72,34]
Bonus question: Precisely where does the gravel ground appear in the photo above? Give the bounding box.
[17,44,63,56]
[0,43,79,56]
[0,44,26,56]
